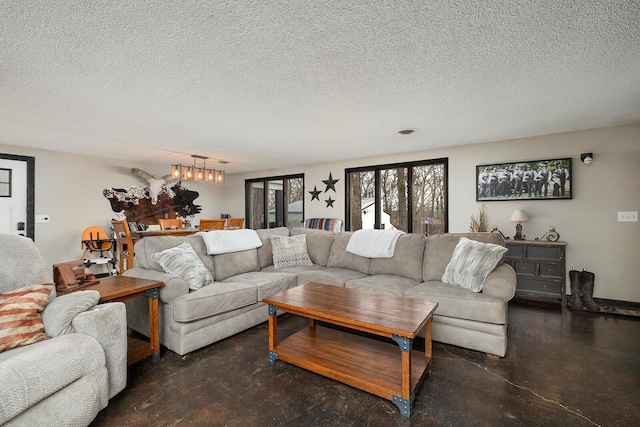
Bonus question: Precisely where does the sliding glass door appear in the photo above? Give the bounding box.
[246,174,304,229]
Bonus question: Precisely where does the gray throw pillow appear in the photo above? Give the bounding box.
[441,237,507,292]
[271,235,313,269]
[151,242,214,290]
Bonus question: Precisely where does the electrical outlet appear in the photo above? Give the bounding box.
[617,211,638,222]
[35,215,50,223]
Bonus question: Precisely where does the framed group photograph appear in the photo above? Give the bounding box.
[476,157,572,201]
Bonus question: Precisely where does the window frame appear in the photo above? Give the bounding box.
[344,158,448,234]
[245,173,305,229]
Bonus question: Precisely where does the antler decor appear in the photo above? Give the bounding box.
[131,168,175,205]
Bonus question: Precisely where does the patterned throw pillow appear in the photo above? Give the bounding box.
[441,237,508,292]
[271,235,313,269]
[151,242,214,291]
[0,284,53,353]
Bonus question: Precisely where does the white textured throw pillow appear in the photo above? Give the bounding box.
[271,235,313,269]
[151,242,214,290]
[441,237,507,292]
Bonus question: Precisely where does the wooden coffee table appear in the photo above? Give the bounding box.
[60,275,164,365]
[262,282,438,418]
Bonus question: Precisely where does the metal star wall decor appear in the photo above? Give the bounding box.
[322,172,339,193]
[325,196,335,208]
[308,185,321,201]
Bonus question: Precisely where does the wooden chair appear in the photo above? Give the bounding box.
[227,218,245,229]
[158,218,182,230]
[199,218,226,231]
[111,220,135,273]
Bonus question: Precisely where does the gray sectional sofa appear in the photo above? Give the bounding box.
[123,228,516,357]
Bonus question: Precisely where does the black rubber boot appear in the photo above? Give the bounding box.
[568,270,584,309]
[581,270,600,311]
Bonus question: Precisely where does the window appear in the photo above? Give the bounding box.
[245,174,304,229]
[0,168,10,197]
[346,158,447,235]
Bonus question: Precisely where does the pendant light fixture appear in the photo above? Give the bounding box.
[170,155,225,183]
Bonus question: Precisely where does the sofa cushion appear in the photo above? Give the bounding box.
[290,228,335,266]
[442,237,508,292]
[404,281,508,324]
[213,250,260,281]
[256,227,290,268]
[0,284,53,353]
[369,233,426,282]
[271,235,313,269]
[221,271,297,301]
[171,282,257,322]
[151,242,214,291]
[423,232,505,281]
[296,267,368,287]
[345,275,420,296]
[326,232,370,274]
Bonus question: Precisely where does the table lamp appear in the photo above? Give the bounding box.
[510,209,529,240]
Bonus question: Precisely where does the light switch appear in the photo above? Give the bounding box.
[618,211,638,222]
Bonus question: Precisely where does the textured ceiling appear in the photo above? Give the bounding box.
[1,1,639,174]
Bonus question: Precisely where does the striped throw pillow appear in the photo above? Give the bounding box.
[441,237,507,292]
[0,284,53,353]
[151,242,214,291]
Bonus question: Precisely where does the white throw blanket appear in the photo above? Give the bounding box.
[346,229,404,258]
[196,229,263,255]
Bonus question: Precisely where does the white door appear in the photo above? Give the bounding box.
[0,158,28,236]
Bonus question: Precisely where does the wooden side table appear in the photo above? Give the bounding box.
[60,275,164,364]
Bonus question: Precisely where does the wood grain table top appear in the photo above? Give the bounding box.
[75,275,164,302]
[263,282,438,339]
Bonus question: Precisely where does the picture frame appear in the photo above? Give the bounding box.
[476,158,572,201]
[128,221,138,232]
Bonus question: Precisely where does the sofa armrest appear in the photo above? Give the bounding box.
[482,263,517,301]
[123,267,189,303]
[72,302,127,399]
[41,290,100,337]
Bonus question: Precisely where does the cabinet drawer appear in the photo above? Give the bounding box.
[517,278,563,295]
[514,262,535,276]
[527,245,563,261]
[506,244,524,260]
[539,263,563,280]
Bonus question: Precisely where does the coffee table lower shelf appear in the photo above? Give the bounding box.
[270,325,430,411]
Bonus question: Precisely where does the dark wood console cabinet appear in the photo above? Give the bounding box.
[505,240,567,306]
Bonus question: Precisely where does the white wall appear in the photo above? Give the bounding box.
[224,124,640,303]
[0,145,226,267]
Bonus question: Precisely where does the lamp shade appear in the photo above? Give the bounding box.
[510,209,529,223]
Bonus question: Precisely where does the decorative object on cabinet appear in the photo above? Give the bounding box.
[510,209,529,240]
[490,225,506,239]
[505,240,567,306]
[580,153,593,166]
[469,204,487,232]
[536,226,560,242]
[476,157,572,201]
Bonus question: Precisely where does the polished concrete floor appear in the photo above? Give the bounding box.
[92,301,640,426]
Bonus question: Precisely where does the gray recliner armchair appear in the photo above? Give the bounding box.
[0,233,128,426]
